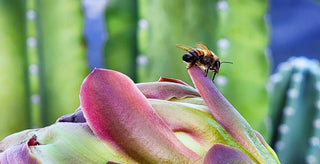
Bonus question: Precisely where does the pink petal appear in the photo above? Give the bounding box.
[0,141,39,164]
[203,144,255,164]
[80,68,201,163]
[136,81,199,100]
[188,66,272,162]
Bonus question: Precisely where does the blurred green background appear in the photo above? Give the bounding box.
[0,0,269,140]
[0,0,320,163]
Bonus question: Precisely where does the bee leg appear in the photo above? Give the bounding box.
[204,69,209,77]
[212,72,217,82]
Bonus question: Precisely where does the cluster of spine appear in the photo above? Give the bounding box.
[268,57,320,164]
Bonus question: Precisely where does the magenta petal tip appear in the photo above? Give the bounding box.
[204,144,255,164]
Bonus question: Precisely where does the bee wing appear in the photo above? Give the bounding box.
[175,44,194,51]
[196,42,213,56]
[196,42,210,51]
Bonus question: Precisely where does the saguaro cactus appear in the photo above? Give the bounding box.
[268,57,320,163]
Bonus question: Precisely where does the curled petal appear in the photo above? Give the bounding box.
[188,66,278,163]
[136,82,200,100]
[158,77,189,86]
[80,68,201,163]
[203,144,255,164]
[56,109,86,123]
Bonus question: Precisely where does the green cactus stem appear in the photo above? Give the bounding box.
[268,57,320,163]
[104,0,138,81]
[0,0,88,139]
[35,0,88,125]
[0,0,29,140]
[26,0,41,128]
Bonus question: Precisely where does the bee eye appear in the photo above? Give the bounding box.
[215,61,221,68]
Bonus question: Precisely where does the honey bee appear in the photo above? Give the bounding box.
[175,42,232,81]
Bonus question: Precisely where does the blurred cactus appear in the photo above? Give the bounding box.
[104,0,138,81]
[0,0,29,139]
[214,0,270,139]
[36,0,88,125]
[0,0,88,139]
[267,57,320,163]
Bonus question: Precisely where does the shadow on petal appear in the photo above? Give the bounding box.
[56,109,86,123]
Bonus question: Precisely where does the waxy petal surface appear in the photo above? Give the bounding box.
[149,99,254,160]
[203,144,255,164]
[188,66,278,163]
[30,123,128,163]
[80,68,201,163]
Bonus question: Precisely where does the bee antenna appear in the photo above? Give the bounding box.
[221,61,233,64]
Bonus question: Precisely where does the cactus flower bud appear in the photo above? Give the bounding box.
[0,67,280,163]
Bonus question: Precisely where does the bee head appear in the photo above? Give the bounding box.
[210,60,221,73]
[212,60,233,72]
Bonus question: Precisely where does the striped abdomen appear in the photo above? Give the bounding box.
[182,49,204,63]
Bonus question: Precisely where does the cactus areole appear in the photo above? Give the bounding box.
[0,66,280,163]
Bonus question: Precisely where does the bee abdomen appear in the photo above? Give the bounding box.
[189,49,203,56]
[182,54,194,62]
